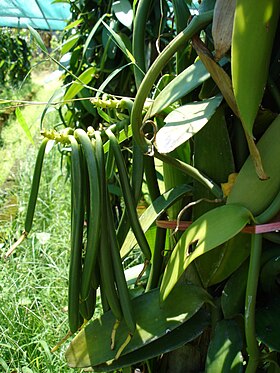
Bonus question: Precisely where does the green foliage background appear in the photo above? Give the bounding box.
[4,0,280,372]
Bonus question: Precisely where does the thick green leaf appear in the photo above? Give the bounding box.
[102,21,135,63]
[96,62,133,98]
[227,116,280,216]
[65,284,211,368]
[206,319,243,372]
[232,0,280,135]
[260,255,280,295]
[152,74,175,100]
[256,298,280,352]
[162,143,191,220]
[93,309,210,372]
[28,25,47,53]
[155,95,223,153]
[102,20,118,60]
[146,58,227,119]
[160,204,252,301]
[15,107,34,145]
[112,0,133,30]
[195,233,250,288]
[64,19,83,31]
[64,67,96,101]
[192,35,268,180]
[221,241,280,319]
[61,34,80,55]
[120,184,192,259]
[82,14,108,60]
[221,260,249,319]
[77,88,96,115]
[193,105,235,218]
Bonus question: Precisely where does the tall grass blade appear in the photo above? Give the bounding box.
[28,25,48,53]
[102,21,135,63]
[15,107,35,145]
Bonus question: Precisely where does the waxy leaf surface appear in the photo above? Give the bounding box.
[160,204,252,301]
[65,284,211,368]
[155,95,223,153]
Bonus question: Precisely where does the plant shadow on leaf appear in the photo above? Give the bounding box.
[93,308,210,372]
[256,297,280,352]
[160,204,252,301]
[65,284,211,369]
[206,319,243,373]
[155,95,223,153]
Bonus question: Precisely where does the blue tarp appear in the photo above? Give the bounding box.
[0,0,71,30]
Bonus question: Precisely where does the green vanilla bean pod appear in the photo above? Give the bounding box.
[25,137,49,234]
[95,130,123,350]
[99,223,123,349]
[99,276,111,314]
[94,131,123,329]
[105,187,136,359]
[68,135,84,334]
[5,137,49,258]
[74,129,101,301]
[105,139,115,181]
[117,142,144,248]
[100,199,123,350]
[79,287,97,322]
[106,128,151,262]
[82,142,90,227]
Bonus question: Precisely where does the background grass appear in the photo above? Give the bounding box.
[0,72,86,372]
[0,71,59,185]
[0,140,81,372]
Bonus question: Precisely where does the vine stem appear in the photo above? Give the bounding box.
[155,151,223,199]
[245,234,262,373]
[132,0,151,89]
[131,10,214,154]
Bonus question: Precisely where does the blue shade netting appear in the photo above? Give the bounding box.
[0,0,71,30]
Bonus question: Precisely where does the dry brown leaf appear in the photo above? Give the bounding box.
[212,0,236,61]
[192,35,267,180]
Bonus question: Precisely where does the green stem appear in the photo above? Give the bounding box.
[132,0,152,89]
[172,0,191,74]
[155,151,223,199]
[245,234,262,373]
[255,188,280,224]
[131,11,213,153]
[146,226,166,291]
[144,156,161,201]
[144,156,167,291]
